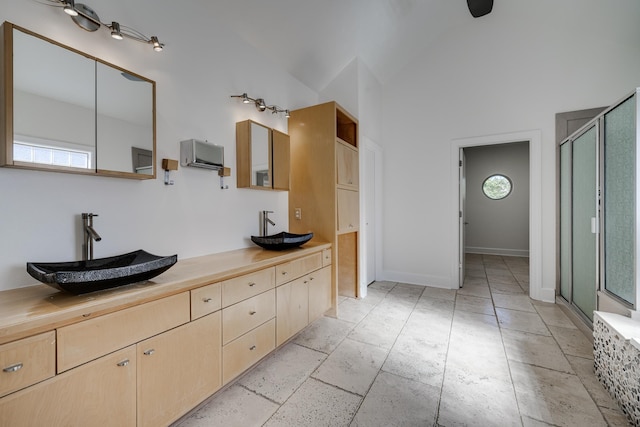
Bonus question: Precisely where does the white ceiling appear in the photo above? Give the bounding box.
[211,0,474,92]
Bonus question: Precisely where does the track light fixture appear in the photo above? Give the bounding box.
[230,93,290,118]
[44,0,165,52]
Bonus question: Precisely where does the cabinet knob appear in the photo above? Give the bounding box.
[143,349,155,356]
[3,363,23,373]
[249,345,256,351]
[248,282,256,287]
[117,359,130,367]
[203,297,213,303]
[309,277,314,281]
[249,310,257,315]
[282,271,288,275]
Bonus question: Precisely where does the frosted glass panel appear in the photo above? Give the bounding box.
[560,142,572,300]
[572,126,597,321]
[604,95,636,305]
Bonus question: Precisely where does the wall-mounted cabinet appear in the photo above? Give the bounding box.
[0,22,156,179]
[236,120,289,191]
[289,101,360,302]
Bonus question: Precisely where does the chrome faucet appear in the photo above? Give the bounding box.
[82,213,102,261]
[262,211,275,236]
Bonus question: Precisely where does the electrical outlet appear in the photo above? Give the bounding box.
[294,208,302,220]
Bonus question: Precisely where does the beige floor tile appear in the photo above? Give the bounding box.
[510,361,606,427]
[382,330,448,387]
[459,282,492,299]
[496,307,550,336]
[347,313,406,349]
[404,308,453,339]
[338,297,376,324]
[548,325,594,359]
[293,316,354,354]
[438,370,521,426]
[368,281,396,292]
[311,338,387,396]
[502,329,573,373]
[177,384,278,427]
[238,343,326,404]
[600,406,632,427]
[534,305,577,329]
[566,355,620,410]
[370,298,414,321]
[362,287,389,305]
[413,295,455,318]
[521,415,556,426]
[455,293,495,315]
[490,281,526,294]
[264,378,361,427]
[492,293,537,312]
[388,282,424,299]
[351,372,439,426]
[419,285,457,301]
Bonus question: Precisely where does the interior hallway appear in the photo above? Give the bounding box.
[175,254,630,426]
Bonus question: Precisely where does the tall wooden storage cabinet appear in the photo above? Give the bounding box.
[288,101,360,311]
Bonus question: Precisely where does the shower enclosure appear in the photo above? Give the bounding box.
[559,88,639,324]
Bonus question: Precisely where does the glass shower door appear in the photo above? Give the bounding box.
[571,126,598,321]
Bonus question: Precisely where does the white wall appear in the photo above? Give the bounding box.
[464,142,529,257]
[380,0,640,289]
[0,0,318,291]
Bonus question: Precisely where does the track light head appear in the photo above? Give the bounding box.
[110,22,123,40]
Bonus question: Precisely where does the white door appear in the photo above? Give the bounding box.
[458,149,466,287]
[364,146,376,285]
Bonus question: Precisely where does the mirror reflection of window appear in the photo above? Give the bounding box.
[250,122,270,186]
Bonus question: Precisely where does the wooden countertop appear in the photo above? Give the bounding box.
[0,242,330,345]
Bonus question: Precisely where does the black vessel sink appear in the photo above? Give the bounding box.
[251,232,313,251]
[27,250,178,295]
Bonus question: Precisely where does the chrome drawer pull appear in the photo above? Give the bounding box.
[203,297,213,303]
[249,345,256,351]
[282,271,288,275]
[249,311,257,315]
[117,359,130,367]
[3,363,23,373]
[248,282,256,287]
[143,349,155,356]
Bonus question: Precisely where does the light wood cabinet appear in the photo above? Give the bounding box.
[275,252,322,286]
[222,318,275,384]
[0,331,55,398]
[222,289,275,345]
[0,345,137,427]
[137,311,221,427]
[289,101,360,302]
[308,266,332,322]
[191,282,222,320]
[222,268,275,307]
[236,120,290,191]
[337,142,359,189]
[276,276,309,346]
[57,292,190,373]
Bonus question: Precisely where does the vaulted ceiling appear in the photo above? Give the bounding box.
[212,0,476,92]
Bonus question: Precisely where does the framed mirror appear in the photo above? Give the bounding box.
[250,121,270,187]
[1,22,156,179]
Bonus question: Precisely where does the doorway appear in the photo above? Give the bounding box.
[361,136,383,297]
[451,130,548,301]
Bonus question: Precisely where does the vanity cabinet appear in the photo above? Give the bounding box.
[236,120,290,191]
[289,101,360,300]
[0,243,331,426]
[137,312,221,427]
[0,345,137,426]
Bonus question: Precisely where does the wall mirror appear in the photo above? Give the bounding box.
[236,119,289,191]
[1,22,156,179]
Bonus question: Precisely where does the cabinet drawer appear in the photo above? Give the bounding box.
[322,249,332,267]
[222,289,275,345]
[275,253,322,286]
[57,292,190,373]
[0,331,55,398]
[222,268,275,307]
[191,282,222,320]
[222,318,275,384]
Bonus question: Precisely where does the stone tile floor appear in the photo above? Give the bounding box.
[175,254,630,426]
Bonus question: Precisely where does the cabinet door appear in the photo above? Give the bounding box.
[272,129,290,191]
[276,276,309,346]
[0,346,136,427]
[337,188,359,232]
[137,311,221,427]
[308,266,332,322]
[336,142,359,188]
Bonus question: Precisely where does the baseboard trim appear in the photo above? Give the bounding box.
[380,270,454,289]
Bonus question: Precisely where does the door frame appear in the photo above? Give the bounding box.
[450,130,550,302]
